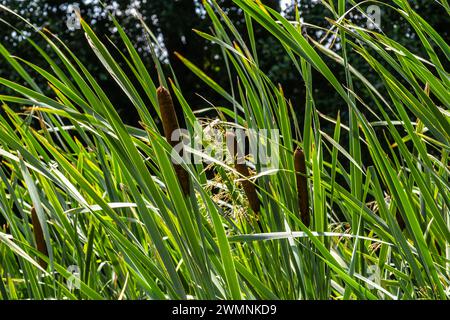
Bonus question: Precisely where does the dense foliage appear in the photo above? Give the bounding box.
[0,0,449,300]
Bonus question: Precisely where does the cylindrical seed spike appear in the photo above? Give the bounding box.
[294,148,310,227]
[226,132,260,215]
[31,207,48,269]
[157,85,190,196]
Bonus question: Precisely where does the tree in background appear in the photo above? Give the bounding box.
[1,0,448,125]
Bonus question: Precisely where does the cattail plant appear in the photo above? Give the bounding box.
[31,207,48,269]
[396,210,406,230]
[294,148,310,227]
[226,131,260,215]
[157,85,190,196]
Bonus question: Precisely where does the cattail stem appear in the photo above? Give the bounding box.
[226,132,260,215]
[396,209,406,230]
[157,85,190,196]
[294,148,310,226]
[31,207,48,269]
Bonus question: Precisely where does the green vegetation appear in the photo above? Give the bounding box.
[0,0,449,300]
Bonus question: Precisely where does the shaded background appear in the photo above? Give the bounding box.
[0,0,448,127]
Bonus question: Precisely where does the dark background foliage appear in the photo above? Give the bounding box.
[0,0,448,126]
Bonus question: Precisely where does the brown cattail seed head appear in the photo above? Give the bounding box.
[157,86,190,196]
[31,207,48,269]
[294,148,310,227]
[396,210,406,230]
[226,132,260,215]
[157,86,180,145]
